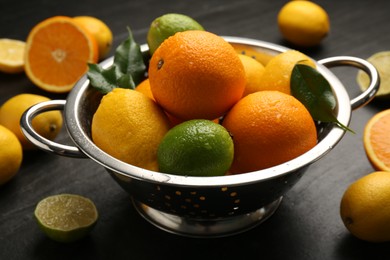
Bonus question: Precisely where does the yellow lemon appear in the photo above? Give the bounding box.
[258,50,315,95]
[278,1,330,47]
[0,38,26,73]
[340,171,390,242]
[0,125,23,185]
[91,88,171,171]
[73,16,113,60]
[238,54,265,97]
[0,94,63,150]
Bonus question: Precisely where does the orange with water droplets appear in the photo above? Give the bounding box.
[148,30,246,120]
[222,90,317,174]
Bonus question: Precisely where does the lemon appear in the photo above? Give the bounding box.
[340,171,390,242]
[258,50,316,95]
[0,125,23,185]
[0,94,63,150]
[157,119,234,177]
[238,54,265,97]
[277,1,330,47]
[91,88,171,171]
[73,16,113,59]
[147,13,204,55]
[0,38,26,73]
[34,194,98,243]
[357,51,390,98]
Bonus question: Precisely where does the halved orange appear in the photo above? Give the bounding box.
[364,109,390,171]
[24,16,98,93]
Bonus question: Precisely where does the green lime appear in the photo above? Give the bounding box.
[157,119,234,177]
[357,51,390,98]
[147,13,204,55]
[34,194,98,243]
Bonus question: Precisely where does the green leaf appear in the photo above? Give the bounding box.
[291,64,355,133]
[113,27,146,85]
[87,27,145,94]
[87,64,118,94]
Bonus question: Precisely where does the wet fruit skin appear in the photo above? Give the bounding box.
[157,119,234,177]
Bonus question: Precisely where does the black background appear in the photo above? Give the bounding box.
[1,0,390,259]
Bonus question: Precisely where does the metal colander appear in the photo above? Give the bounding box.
[21,37,379,237]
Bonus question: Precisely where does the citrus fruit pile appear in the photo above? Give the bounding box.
[90,14,319,177]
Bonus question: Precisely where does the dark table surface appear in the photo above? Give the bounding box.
[1,0,390,259]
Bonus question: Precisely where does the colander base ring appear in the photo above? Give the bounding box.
[132,197,283,238]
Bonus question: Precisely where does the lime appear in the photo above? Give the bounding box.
[147,13,204,55]
[34,194,98,243]
[157,119,234,177]
[357,51,390,98]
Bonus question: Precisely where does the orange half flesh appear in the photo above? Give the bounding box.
[364,109,390,171]
[24,16,98,93]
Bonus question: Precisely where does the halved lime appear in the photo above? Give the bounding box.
[34,194,98,243]
[357,51,390,98]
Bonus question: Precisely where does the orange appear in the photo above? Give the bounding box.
[259,50,315,95]
[340,171,390,242]
[135,79,155,100]
[363,109,390,171]
[222,91,317,173]
[24,16,99,93]
[91,88,170,171]
[238,54,265,97]
[148,30,246,120]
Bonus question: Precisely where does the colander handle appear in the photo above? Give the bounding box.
[318,56,380,110]
[20,100,87,158]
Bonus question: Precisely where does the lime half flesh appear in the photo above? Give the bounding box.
[34,194,98,243]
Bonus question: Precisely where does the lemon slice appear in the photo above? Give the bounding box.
[357,51,390,98]
[34,194,98,243]
[0,38,26,73]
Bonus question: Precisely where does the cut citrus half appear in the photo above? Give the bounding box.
[357,51,390,98]
[0,38,26,73]
[34,194,98,243]
[25,16,99,93]
[363,109,390,171]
